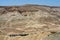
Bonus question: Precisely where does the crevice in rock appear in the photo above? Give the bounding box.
[51,32,56,34]
[8,34,29,37]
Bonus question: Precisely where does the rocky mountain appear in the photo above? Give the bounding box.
[0,4,60,40]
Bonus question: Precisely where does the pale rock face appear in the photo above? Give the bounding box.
[0,5,60,40]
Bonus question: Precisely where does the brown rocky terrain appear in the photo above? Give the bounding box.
[0,4,60,40]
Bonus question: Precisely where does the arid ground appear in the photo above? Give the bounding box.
[0,4,60,40]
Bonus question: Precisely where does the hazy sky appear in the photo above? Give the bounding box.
[0,0,60,6]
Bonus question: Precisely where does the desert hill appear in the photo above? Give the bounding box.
[0,4,60,40]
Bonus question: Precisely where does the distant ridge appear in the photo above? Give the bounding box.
[0,4,60,8]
